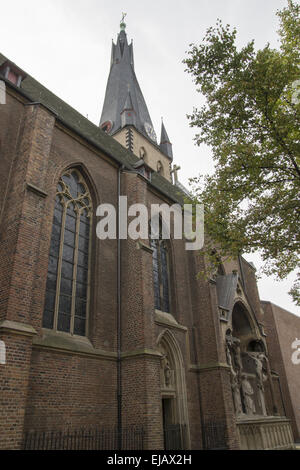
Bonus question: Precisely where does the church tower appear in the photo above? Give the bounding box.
[100,17,173,181]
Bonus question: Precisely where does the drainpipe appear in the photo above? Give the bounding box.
[117,164,125,449]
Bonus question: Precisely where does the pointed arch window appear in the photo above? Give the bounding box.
[151,225,170,313]
[42,169,92,337]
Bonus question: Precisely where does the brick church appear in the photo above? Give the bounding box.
[0,19,299,450]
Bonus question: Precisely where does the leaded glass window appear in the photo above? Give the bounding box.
[43,170,92,336]
[151,236,170,313]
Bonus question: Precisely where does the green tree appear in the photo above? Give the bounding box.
[184,0,300,304]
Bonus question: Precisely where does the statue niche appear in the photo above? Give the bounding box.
[159,345,175,390]
[226,302,272,418]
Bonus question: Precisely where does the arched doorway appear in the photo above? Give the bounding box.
[157,330,190,450]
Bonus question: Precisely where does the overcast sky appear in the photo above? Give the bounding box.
[1,0,299,315]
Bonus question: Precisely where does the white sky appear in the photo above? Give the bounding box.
[1,0,299,315]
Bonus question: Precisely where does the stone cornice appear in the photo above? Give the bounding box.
[0,320,37,337]
[24,100,58,117]
[121,348,162,360]
[189,362,230,373]
[33,330,116,361]
[26,182,48,198]
[236,415,291,425]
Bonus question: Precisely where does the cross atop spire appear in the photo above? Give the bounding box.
[120,12,127,31]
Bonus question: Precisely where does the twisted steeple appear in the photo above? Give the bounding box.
[100,20,157,143]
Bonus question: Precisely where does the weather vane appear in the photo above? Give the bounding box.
[120,12,127,31]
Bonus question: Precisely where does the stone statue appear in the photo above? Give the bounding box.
[226,335,243,416]
[232,337,243,373]
[231,373,243,416]
[255,354,267,387]
[161,353,173,388]
[249,352,267,416]
[226,344,233,371]
[241,374,256,415]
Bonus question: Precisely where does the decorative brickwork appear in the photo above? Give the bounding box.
[0,70,299,450]
[125,127,134,153]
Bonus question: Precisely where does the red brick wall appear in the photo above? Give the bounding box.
[3,84,295,450]
[0,333,33,449]
[262,301,300,441]
[24,349,117,431]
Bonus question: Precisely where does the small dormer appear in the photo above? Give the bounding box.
[121,91,136,128]
[100,120,114,133]
[0,60,26,87]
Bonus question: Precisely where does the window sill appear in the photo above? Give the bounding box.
[32,329,116,360]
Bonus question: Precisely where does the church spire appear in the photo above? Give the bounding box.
[159,120,173,161]
[100,19,156,143]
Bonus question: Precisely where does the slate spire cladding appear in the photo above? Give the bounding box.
[121,90,136,128]
[100,21,157,143]
[160,120,173,161]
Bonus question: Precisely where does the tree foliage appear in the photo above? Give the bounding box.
[183,0,300,304]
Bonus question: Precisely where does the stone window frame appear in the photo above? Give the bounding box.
[150,226,171,314]
[42,168,93,337]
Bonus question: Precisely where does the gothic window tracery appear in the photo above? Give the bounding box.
[42,169,92,337]
[151,222,171,313]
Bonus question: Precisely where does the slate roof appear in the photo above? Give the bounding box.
[160,120,173,161]
[216,273,238,313]
[175,180,192,198]
[0,52,186,205]
[99,28,156,142]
